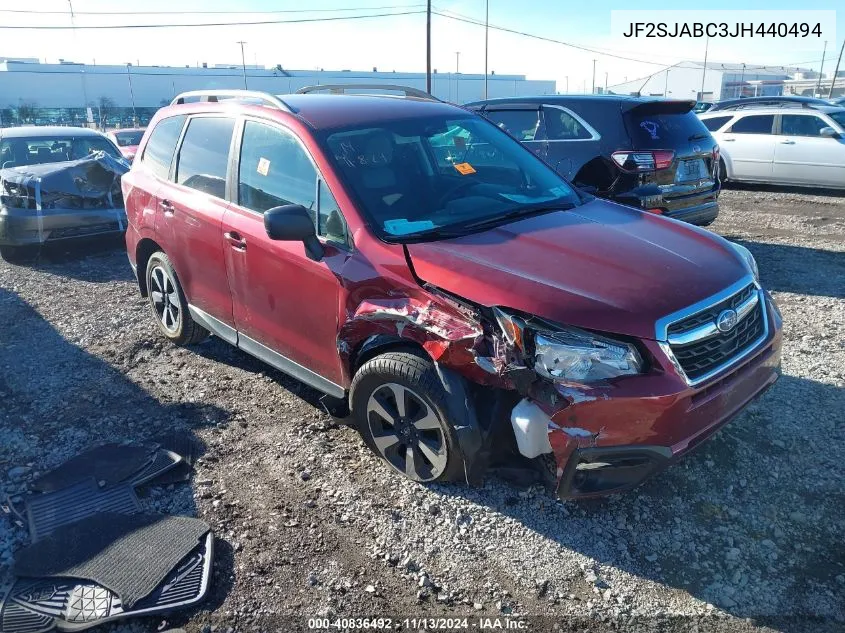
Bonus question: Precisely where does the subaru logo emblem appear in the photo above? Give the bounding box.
[716,309,738,333]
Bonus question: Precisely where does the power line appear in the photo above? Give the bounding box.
[0,4,425,15]
[0,9,425,30]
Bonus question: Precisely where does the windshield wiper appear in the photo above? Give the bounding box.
[457,201,576,231]
[688,132,709,141]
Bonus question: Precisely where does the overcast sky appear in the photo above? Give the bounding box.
[0,0,841,93]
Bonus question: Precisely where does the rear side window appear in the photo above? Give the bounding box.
[625,110,711,147]
[729,115,774,135]
[175,117,235,199]
[701,116,732,132]
[544,109,593,140]
[141,115,186,180]
[483,110,542,141]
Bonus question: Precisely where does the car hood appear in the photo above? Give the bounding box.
[406,200,748,341]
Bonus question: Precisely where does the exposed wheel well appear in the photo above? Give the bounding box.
[135,238,163,297]
[350,335,430,377]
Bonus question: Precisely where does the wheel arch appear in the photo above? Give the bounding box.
[135,237,163,297]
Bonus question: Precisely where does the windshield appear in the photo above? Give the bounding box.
[828,111,845,129]
[0,135,122,167]
[320,115,580,241]
[113,130,145,146]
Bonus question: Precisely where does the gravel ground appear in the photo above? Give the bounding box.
[1,187,843,633]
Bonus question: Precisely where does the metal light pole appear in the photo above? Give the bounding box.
[664,69,670,96]
[739,63,746,98]
[604,71,608,94]
[700,37,709,100]
[816,40,828,96]
[237,40,248,89]
[125,64,137,126]
[591,59,596,93]
[483,0,489,99]
[426,0,432,93]
[565,76,569,92]
[455,52,460,103]
[828,39,845,99]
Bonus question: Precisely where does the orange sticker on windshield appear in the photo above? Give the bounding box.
[454,162,476,175]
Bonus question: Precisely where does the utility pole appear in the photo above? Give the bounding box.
[664,69,670,96]
[426,0,432,93]
[565,76,569,92]
[591,59,596,93]
[125,64,137,126]
[237,41,248,89]
[700,37,709,100]
[739,63,746,98]
[828,39,845,99]
[604,71,608,94]
[483,0,489,99]
[816,40,828,96]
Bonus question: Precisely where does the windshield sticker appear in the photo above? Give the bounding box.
[454,162,476,175]
[383,218,436,235]
[257,157,271,176]
[639,120,660,140]
[454,136,467,150]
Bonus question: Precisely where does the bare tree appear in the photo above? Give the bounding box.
[17,101,38,124]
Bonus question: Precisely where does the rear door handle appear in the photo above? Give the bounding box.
[722,138,736,142]
[779,140,796,145]
[224,231,247,250]
[159,199,174,213]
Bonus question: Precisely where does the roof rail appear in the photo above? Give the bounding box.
[296,83,439,101]
[170,90,294,112]
[719,101,819,111]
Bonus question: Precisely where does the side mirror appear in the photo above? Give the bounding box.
[819,127,840,139]
[264,204,325,262]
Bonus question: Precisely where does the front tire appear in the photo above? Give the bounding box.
[350,351,465,483]
[145,251,208,346]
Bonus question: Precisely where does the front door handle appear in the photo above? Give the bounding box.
[779,140,796,145]
[722,137,736,142]
[224,231,247,250]
[159,199,174,213]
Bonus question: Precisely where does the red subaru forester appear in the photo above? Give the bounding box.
[122,87,782,498]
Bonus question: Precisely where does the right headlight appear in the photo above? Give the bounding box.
[729,242,759,282]
[533,327,643,383]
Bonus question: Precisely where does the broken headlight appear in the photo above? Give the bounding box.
[729,242,759,282]
[534,328,643,383]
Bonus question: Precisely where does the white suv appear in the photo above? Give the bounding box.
[699,105,845,189]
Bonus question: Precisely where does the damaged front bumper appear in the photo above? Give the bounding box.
[504,296,783,498]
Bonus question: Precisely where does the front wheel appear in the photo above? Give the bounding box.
[145,251,208,346]
[0,245,38,263]
[350,351,465,483]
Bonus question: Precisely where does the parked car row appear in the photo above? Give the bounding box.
[109,87,782,499]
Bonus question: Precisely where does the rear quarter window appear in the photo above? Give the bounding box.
[625,111,711,148]
[141,115,187,180]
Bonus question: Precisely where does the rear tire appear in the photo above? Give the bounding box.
[350,350,465,483]
[0,245,38,263]
[145,251,208,346]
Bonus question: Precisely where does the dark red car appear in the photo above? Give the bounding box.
[122,88,782,498]
[108,128,146,161]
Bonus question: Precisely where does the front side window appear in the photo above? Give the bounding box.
[175,117,235,199]
[729,115,774,135]
[142,115,186,180]
[238,121,349,243]
[780,114,829,137]
[483,110,542,141]
[321,115,580,242]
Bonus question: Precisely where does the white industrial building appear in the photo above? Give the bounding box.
[0,59,555,126]
[606,61,825,102]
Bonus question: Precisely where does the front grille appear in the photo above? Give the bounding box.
[668,284,765,381]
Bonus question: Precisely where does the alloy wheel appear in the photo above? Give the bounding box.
[149,265,181,334]
[366,382,448,482]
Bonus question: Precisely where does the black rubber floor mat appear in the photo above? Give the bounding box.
[31,444,158,493]
[0,532,213,633]
[25,480,141,543]
[128,450,183,487]
[14,513,210,609]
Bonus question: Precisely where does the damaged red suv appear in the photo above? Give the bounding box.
[122,87,782,498]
